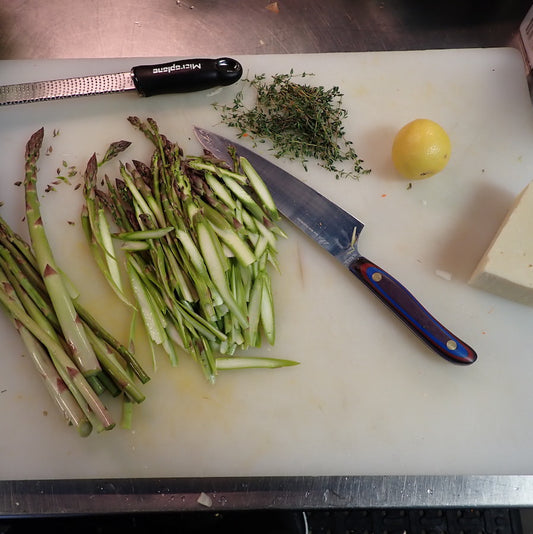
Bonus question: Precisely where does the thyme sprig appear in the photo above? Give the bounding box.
[214,71,370,180]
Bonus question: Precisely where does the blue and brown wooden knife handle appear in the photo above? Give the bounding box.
[349,256,477,364]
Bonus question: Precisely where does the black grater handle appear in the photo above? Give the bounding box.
[131,57,242,97]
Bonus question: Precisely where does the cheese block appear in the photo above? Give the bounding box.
[470,181,533,304]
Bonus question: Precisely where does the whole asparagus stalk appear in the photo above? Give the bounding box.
[17,322,93,437]
[0,233,150,391]
[0,259,92,435]
[0,266,115,431]
[0,128,155,435]
[0,217,150,385]
[24,128,101,377]
[0,221,149,431]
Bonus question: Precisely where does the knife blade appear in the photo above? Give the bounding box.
[194,127,477,365]
[0,57,242,106]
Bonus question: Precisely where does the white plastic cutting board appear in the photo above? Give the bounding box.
[1,48,533,481]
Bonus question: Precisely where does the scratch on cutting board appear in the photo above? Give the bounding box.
[296,242,305,287]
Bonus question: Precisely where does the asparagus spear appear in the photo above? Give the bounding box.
[18,325,93,437]
[0,266,115,431]
[24,128,101,377]
[0,213,149,385]
[0,262,92,436]
[0,128,154,435]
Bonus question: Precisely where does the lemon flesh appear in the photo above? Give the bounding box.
[391,119,451,180]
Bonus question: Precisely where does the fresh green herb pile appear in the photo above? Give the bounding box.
[83,116,297,384]
[214,71,370,179]
[0,128,149,437]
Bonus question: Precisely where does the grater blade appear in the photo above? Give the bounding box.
[0,72,135,105]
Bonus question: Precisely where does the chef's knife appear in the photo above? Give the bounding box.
[194,127,477,365]
[0,57,242,106]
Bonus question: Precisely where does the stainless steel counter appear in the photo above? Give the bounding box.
[2,0,533,517]
[0,0,530,59]
[3,476,533,516]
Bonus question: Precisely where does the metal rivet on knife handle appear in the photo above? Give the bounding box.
[446,340,458,351]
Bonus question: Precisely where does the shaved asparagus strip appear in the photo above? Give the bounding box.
[84,327,145,403]
[205,172,237,210]
[82,160,135,308]
[81,206,130,307]
[259,272,275,345]
[74,302,150,384]
[115,227,174,241]
[245,274,263,348]
[98,208,124,295]
[80,117,298,381]
[217,173,264,221]
[239,156,279,219]
[127,257,167,346]
[187,160,247,184]
[197,221,248,329]
[216,356,299,370]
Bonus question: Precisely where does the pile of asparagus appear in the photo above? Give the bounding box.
[0,118,297,436]
[83,117,297,383]
[0,128,149,437]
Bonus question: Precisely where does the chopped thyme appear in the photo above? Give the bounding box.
[214,71,370,179]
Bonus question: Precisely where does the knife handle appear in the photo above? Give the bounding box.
[349,256,477,365]
[131,57,242,97]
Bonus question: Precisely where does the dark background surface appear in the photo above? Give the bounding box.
[0,0,531,59]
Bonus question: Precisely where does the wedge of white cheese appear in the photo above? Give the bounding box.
[469,180,533,305]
